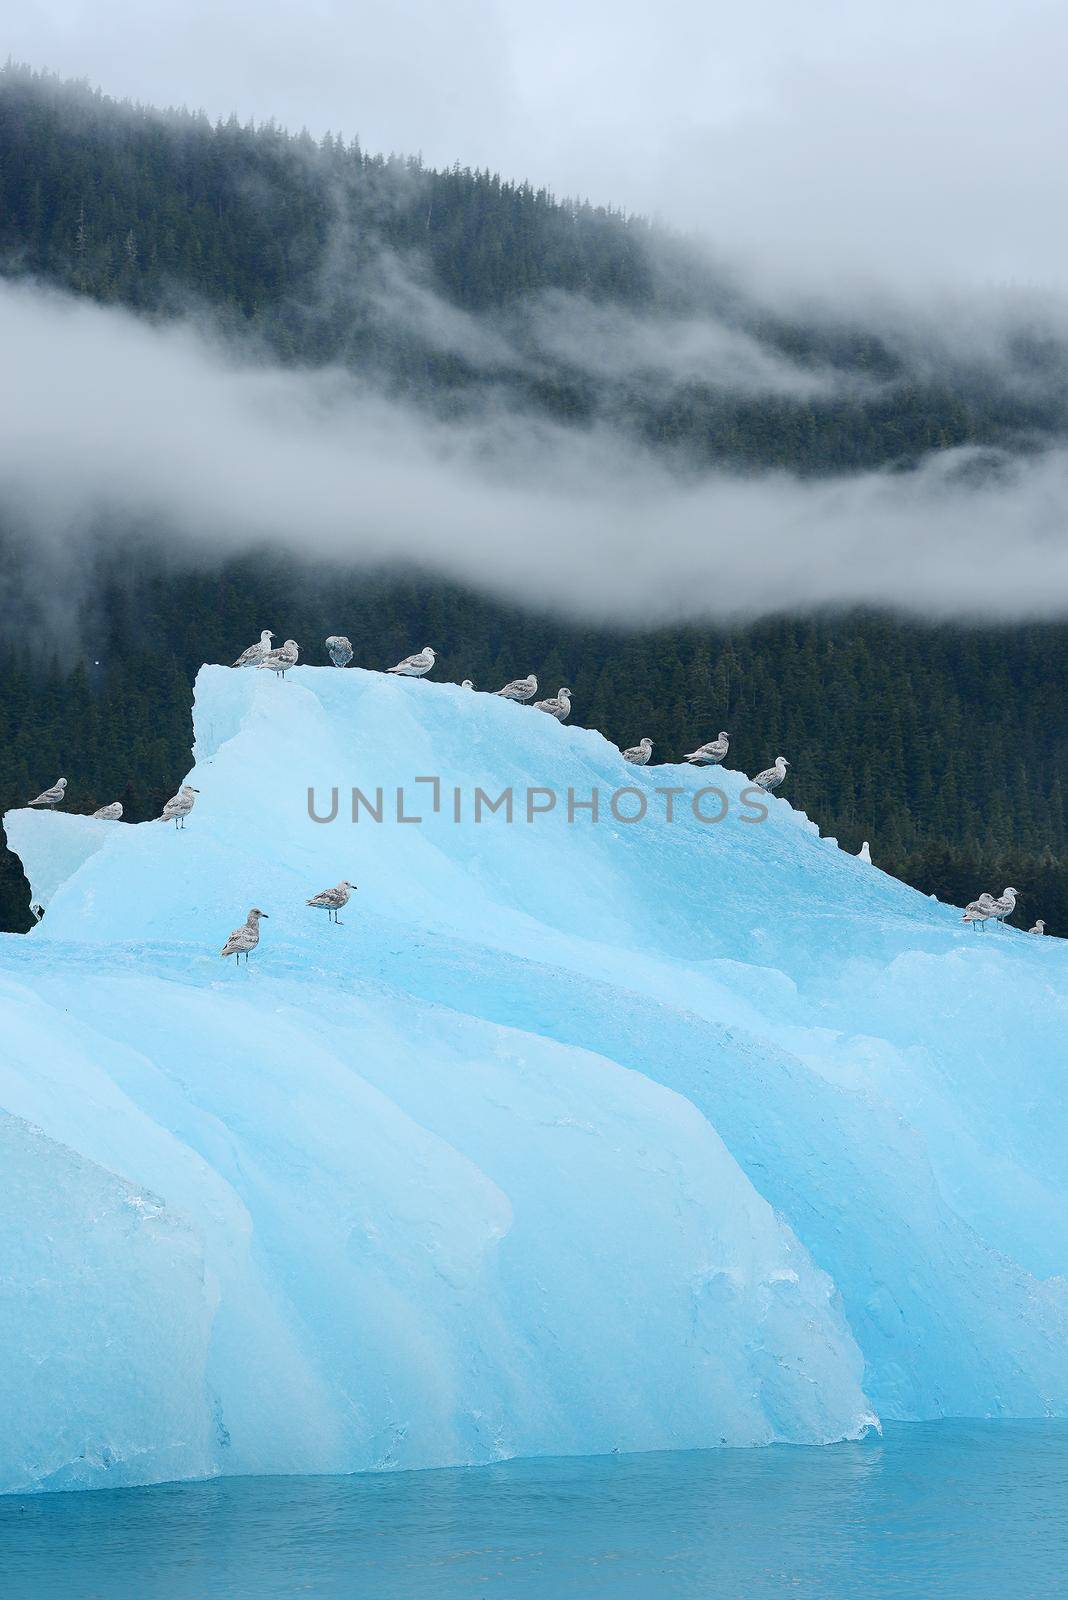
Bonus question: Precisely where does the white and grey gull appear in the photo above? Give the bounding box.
[1029,919,1046,936]
[232,630,275,668]
[257,639,300,678]
[683,733,729,767]
[387,646,436,678]
[753,755,789,793]
[988,886,1020,928]
[533,686,572,721]
[221,908,268,964]
[28,778,67,808]
[161,783,199,829]
[962,893,996,931]
[92,801,123,821]
[325,636,353,669]
[306,879,358,925]
[496,674,537,702]
[622,737,653,766]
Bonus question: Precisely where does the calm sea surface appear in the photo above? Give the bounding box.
[3,1420,1066,1598]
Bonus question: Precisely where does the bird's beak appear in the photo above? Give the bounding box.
[261,913,269,918]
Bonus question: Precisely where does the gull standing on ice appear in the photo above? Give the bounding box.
[28,778,67,808]
[623,738,653,766]
[753,756,789,793]
[962,893,996,931]
[683,733,729,767]
[1029,919,1046,935]
[258,639,300,678]
[989,886,1020,928]
[92,801,123,820]
[387,646,435,678]
[161,783,199,829]
[533,687,572,721]
[232,629,274,668]
[496,674,538,702]
[221,908,268,964]
[325,636,353,668]
[306,879,358,925]
[461,679,475,690]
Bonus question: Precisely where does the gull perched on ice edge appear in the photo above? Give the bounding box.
[534,687,572,721]
[306,880,358,924]
[92,801,123,820]
[221,908,268,964]
[28,778,67,808]
[1029,919,1045,935]
[753,756,789,793]
[496,674,537,702]
[325,636,353,668]
[258,640,300,678]
[989,887,1020,927]
[161,783,199,829]
[962,893,996,931]
[232,629,274,668]
[623,738,653,765]
[684,733,729,766]
[387,646,436,677]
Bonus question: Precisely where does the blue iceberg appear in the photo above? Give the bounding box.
[1,664,1065,1493]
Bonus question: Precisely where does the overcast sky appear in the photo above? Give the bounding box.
[9,0,1068,293]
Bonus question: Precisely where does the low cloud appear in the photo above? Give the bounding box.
[3,277,1068,625]
[361,252,853,399]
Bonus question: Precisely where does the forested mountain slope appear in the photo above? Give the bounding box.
[2,64,1063,472]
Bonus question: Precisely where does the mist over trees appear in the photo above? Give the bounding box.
[2,63,1064,473]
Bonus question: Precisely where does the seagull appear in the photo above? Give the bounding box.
[325,635,353,668]
[387,646,435,678]
[257,639,300,678]
[496,674,537,702]
[221,908,268,964]
[989,886,1020,928]
[306,879,358,925]
[92,801,123,820]
[461,679,475,690]
[533,687,572,721]
[161,783,199,829]
[28,778,67,808]
[962,893,996,932]
[1029,919,1046,936]
[753,756,789,793]
[623,738,653,766]
[856,841,872,864]
[683,733,730,766]
[232,629,275,668]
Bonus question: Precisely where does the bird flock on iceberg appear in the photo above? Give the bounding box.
[22,627,1051,951]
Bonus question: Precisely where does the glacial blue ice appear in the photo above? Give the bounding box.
[1,663,1066,1493]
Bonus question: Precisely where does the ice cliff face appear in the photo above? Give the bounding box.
[1,665,1065,1493]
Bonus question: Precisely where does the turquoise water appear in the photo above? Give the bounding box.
[3,1422,1066,1598]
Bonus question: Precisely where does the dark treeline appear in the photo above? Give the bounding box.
[2,558,1067,935]
[1,64,1064,472]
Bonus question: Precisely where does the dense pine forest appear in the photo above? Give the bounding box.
[1,65,1067,933]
